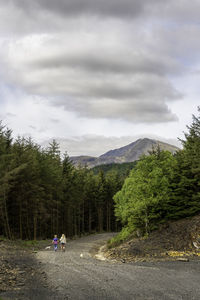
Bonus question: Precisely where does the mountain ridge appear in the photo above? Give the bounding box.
[70,138,179,168]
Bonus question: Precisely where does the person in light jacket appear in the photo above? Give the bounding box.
[60,234,66,251]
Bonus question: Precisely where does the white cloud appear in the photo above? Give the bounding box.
[1,29,183,123]
[0,0,199,156]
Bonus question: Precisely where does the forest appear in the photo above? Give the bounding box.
[112,107,200,245]
[91,161,137,177]
[0,107,199,242]
[0,127,124,240]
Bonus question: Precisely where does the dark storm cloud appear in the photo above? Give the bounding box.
[1,0,198,124]
[4,0,149,18]
[74,75,182,101]
[1,0,200,38]
[0,0,159,36]
[63,98,179,123]
[2,0,200,22]
[1,30,183,123]
[33,51,182,76]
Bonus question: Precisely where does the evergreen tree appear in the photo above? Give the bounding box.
[167,107,200,218]
[0,122,121,240]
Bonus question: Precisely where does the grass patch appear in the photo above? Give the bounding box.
[107,227,133,248]
[0,235,52,251]
[18,239,53,250]
[0,235,9,242]
[20,240,39,248]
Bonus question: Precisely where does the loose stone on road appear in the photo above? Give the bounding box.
[36,233,200,300]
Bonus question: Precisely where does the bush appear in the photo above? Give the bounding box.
[107,227,133,248]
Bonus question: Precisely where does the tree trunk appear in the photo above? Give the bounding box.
[145,209,149,236]
[88,204,92,233]
[66,206,71,237]
[3,189,12,240]
[82,201,85,234]
[98,207,103,232]
[56,199,59,234]
[19,199,23,239]
[74,209,77,236]
[78,205,81,236]
[33,214,37,240]
[106,201,111,232]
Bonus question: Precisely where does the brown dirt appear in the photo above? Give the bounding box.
[105,215,200,262]
[0,239,53,300]
[1,233,200,299]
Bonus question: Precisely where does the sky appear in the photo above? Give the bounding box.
[0,0,199,157]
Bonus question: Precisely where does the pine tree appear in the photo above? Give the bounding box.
[167,107,200,218]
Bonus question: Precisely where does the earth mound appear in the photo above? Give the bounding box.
[105,215,200,262]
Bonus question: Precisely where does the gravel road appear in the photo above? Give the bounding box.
[36,233,200,300]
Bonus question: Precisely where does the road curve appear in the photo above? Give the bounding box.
[36,233,200,300]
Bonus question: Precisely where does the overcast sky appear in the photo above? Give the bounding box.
[0,0,199,156]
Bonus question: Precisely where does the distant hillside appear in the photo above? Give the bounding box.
[70,138,179,168]
[69,155,96,167]
[91,161,137,177]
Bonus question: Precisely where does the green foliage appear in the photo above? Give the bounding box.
[113,107,200,244]
[167,106,200,219]
[20,240,39,248]
[107,227,133,248]
[114,149,175,235]
[91,161,137,178]
[0,124,122,239]
[1,107,199,242]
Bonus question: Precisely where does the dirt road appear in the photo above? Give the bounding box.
[36,233,200,300]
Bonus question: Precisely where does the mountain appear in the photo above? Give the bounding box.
[91,161,137,177]
[69,155,96,167]
[70,138,179,168]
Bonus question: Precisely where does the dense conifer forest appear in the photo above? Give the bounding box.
[91,161,137,177]
[0,127,123,240]
[0,107,199,242]
[112,107,200,244]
